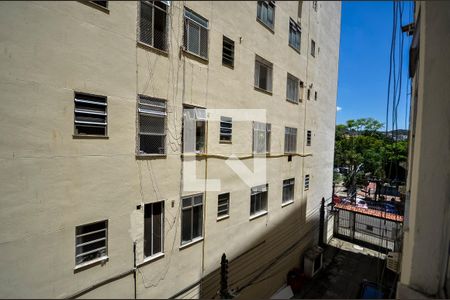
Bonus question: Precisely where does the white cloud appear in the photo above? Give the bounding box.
[337,106,342,112]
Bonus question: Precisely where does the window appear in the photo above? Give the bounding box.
[299,81,305,101]
[311,39,316,57]
[284,127,297,153]
[314,91,318,101]
[183,107,206,153]
[138,96,167,155]
[307,88,311,100]
[283,178,295,204]
[253,122,271,154]
[222,36,235,68]
[307,130,312,146]
[91,1,108,8]
[181,194,203,244]
[220,116,232,142]
[250,184,268,216]
[304,174,310,190]
[312,1,318,12]
[75,220,108,266]
[257,1,275,30]
[74,93,107,137]
[289,19,301,52]
[184,8,208,59]
[254,55,273,92]
[286,73,299,103]
[139,1,169,52]
[217,193,230,218]
[144,201,164,258]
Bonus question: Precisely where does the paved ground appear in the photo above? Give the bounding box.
[294,238,397,299]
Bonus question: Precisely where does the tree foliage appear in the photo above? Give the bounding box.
[334,118,408,185]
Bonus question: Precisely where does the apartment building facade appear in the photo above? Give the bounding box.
[397,1,450,298]
[0,1,341,298]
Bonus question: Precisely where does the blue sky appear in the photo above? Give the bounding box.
[336,1,413,129]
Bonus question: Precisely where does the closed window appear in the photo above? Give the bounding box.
[285,127,298,153]
[311,39,316,57]
[75,220,108,266]
[287,73,299,103]
[222,36,235,68]
[283,178,295,204]
[144,201,164,258]
[257,1,275,30]
[184,8,208,59]
[217,193,230,218]
[183,107,206,153]
[220,116,232,142]
[138,96,167,155]
[304,174,310,190]
[74,93,107,137]
[250,184,268,216]
[255,55,273,92]
[253,122,271,154]
[181,194,203,244]
[139,1,169,52]
[314,91,318,100]
[289,19,301,51]
[307,130,312,146]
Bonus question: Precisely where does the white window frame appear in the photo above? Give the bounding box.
[217,193,230,219]
[181,194,204,245]
[220,116,232,143]
[253,122,271,154]
[282,178,295,204]
[75,220,108,268]
[286,73,300,103]
[137,95,167,155]
[138,1,169,52]
[250,184,269,217]
[254,55,273,92]
[184,8,209,59]
[144,201,164,259]
[284,127,298,154]
[74,92,108,137]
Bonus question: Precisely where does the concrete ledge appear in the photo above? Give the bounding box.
[396,282,432,299]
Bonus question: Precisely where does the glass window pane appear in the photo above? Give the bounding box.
[152,202,162,254]
[181,209,192,242]
[193,205,202,238]
[144,204,153,257]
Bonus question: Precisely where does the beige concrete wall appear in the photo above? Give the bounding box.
[399,1,450,297]
[0,1,340,298]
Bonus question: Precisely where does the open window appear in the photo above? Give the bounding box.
[183,107,206,154]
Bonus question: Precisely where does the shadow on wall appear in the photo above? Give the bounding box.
[174,198,322,299]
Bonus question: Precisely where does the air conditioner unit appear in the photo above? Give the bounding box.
[304,246,323,278]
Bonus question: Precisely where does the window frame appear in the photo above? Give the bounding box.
[284,127,298,154]
[217,193,230,219]
[256,1,276,31]
[307,130,312,146]
[75,220,108,269]
[138,1,170,53]
[137,95,167,156]
[253,121,271,154]
[222,35,235,68]
[181,193,204,245]
[219,116,232,143]
[183,7,209,60]
[250,184,269,217]
[254,55,273,93]
[282,178,295,205]
[143,201,165,259]
[286,73,300,103]
[73,92,108,138]
[288,18,301,52]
